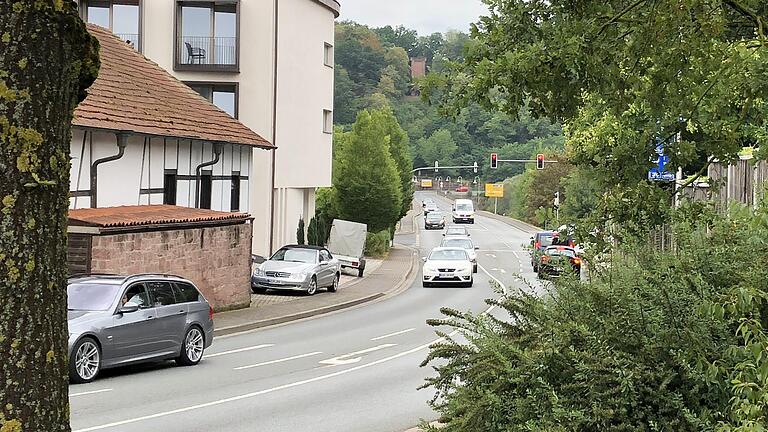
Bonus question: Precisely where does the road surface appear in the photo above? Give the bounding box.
[69,192,540,432]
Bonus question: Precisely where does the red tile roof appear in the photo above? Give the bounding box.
[69,205,250,229]
[74,25,273,149]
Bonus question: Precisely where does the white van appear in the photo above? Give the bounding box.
[452,199,475,224]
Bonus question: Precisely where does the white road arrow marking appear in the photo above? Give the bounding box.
[499,269,507,274]
[319,344,397,366]
[485,254,497,258]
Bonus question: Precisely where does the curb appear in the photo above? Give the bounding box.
[214,245,421,337]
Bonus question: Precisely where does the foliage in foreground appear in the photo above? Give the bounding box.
[422,202,768,431]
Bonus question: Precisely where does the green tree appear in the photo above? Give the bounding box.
[333,66,361,125]
[0,3,100,431]
[296,217,305,245]
[334,111,402,232]
[433,0,768,228]
[372,108,413,219]
[415,129,457,167]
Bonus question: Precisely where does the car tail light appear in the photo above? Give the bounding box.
[534,242,540,249]
[352,262,358,267]
[572,258,581,265]
[541,256,549,262]
[209,305,214,321]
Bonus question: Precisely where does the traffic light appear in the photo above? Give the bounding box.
[490,153,498,169]
[536,154,545,170]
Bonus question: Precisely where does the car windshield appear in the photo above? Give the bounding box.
[271,248,317,264]
[429,249,468,261]
[67,283,121,311]
[455,203,472,211]
[546,248,576,258]
[442,239,473,249]
[446,228,466,235]
[538,233,555,247]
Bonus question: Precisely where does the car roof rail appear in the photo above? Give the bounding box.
[67,272,122,279]
[125,273,187,281]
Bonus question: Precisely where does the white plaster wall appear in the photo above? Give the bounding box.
[274,0,334,189]
[69,130,252,214]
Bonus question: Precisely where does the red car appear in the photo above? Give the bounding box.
[455,186,469,192]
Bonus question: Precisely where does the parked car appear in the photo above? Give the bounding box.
[425,211,446,230]
[443,226,470,237]
[251,245,341,296]
[455,185,469,193]
[451,199,475,224]
[422,247,474,287]
[424,201,439,215]
[440,236,479,273]
[538,246,582,278]
[67,274,214,384]
[327,219,367,277]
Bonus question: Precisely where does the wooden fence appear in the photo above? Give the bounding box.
[681,156,768,207]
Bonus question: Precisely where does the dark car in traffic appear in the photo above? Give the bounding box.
[425,211,446,230]
[538,246,581,278]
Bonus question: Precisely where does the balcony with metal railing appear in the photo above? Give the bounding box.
[175,36,238,72]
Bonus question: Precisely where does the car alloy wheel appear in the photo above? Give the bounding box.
[185,327,204,363]
[307,277,317,295]
[328,274,339,293]
[72,338,100,383]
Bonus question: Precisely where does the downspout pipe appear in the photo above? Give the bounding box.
[269,0,279,253]
[90,133,128,208]
[195,142,223,208]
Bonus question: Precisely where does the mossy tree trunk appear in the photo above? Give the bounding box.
[0,2,98,431]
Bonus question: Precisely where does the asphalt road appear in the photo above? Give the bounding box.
[69,191,540,432]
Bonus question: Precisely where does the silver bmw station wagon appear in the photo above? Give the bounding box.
[67,274,214,383]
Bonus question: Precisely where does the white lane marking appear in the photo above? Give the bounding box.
[499,269,507,274]
[72,270,509,432]
[485,254,497,258]
[70,388,113,398]
[319,344,397,366]
[206,344,275,358]
[370,328,415,341]
[234,352,323,371]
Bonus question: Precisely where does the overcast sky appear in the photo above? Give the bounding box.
[339,0,489,35]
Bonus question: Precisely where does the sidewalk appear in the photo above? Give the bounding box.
[214,244,418,336]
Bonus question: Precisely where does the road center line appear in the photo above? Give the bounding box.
[370,328,415,341]
[206,344,275,358]
[234,352,323,371]
[72,269,509,432]
[69,388,113,398]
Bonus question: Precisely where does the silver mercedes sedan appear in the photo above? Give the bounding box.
[251,245,342,295]
[67,274,214,383]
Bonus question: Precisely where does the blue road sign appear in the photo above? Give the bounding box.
[648,141,675,181]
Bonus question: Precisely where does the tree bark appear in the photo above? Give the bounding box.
[0,2,98,431]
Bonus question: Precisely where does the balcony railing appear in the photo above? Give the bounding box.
[114,33,140,51]
[176,36,238,72]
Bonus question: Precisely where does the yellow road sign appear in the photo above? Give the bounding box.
[485,183,504,198]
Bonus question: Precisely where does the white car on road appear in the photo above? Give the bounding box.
[422,247,474,288]
[440,236,478,273]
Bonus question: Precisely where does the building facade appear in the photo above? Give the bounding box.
[75,0,339,256]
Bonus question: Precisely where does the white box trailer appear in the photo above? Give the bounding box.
[327,219,368,277]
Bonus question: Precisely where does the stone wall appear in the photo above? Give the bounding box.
[90,223,252,311]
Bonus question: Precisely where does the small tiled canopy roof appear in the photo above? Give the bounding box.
[74,25,273,149]
[69,205,250,229]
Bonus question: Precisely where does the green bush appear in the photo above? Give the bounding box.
[364,230,391,258]
[422,201,768,432]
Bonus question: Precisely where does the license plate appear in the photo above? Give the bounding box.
[439,273,452,278]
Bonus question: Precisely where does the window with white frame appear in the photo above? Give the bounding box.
[323,110,333,134]
[324,42,334,68]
